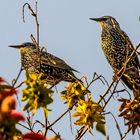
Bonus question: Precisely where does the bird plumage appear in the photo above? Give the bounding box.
[9,42,81,85]
[90,16,140,96]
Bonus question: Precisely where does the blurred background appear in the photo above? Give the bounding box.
[0,0,140,139]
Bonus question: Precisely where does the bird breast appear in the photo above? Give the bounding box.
[101,28,128,70]
[21,49,40,73]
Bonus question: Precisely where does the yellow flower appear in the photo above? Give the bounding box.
[72,97,105,135]
[22,73,53,115]
[61,82,87,108]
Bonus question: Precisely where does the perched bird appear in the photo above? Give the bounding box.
[9,42,82,86]
[90,16,140,96]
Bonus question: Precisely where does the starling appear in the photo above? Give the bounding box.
[9,42,82,85]
[90,16,140,96]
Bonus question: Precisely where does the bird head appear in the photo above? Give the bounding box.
[90,16,120,29]
[9,42,36,52]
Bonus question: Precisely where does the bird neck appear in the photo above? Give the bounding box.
[20,48,36,63]
[101,22,120,32]
[20,47,35,54]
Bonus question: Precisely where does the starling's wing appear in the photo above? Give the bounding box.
[40,51,79,72]
[117,29,140,90]
[118,29,140,68]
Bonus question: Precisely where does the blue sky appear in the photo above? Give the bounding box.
[0,0,140,139]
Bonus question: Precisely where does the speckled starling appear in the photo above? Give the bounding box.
[9,42,81,85]
[90,16,140,96]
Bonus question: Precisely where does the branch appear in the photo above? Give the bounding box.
[76,126,88,140]
[102,78,120,110]
[22,2,40,45]
[12,67,23,87]
[18,122,33,132]
[104,112,123,139]
[98,80,115,104]
[47,107,71,129]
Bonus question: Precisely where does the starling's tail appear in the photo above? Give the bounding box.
[121,75,133,90]
[133,75,140,97]
[69,73,83,85]
[121,75,139,97]
[121,69,140,98]
[68,74,89,97]
[73,75,83,85]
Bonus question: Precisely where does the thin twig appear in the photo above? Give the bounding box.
[31,34,38,47]
[18,122,33,132]
[69,111,74,135]
[102,79,120,110]
[12,67,23,87]
[76,127,88,140]
[104,112,123,139]
[121,128,131,140]
[81,76,88,87]
[35,2,39,45]
[98,80,115,104]
[87,75,102,88]
[47,108,71,129]
[32,120,43,131]
[44,108,48,137]
[26,110,33,131]
[47,122,62,140]
[48,128,62,140]
[35,120,45,127]
[11,67,23,105]
[22,2,40,45]
[116,41,140,78]
[137,128,140,139]
[14,81,24,89]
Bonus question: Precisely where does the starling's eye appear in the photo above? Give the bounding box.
[105,18,114,26]
[105,18,110,22]
[102,18,108,21]
[102,18,112,25]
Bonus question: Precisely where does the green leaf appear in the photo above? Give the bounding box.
[43,107,49,118]
[23,102,31,111]
[96,123,106,136]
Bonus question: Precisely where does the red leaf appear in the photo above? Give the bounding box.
[1,88,18,96]
[10,111,25,121]
[0,77,5,84]
[22,132,47,140]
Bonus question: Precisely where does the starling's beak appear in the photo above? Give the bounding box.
[90,17,104,28]
[8,45,21,49]
[89,18,102,22]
